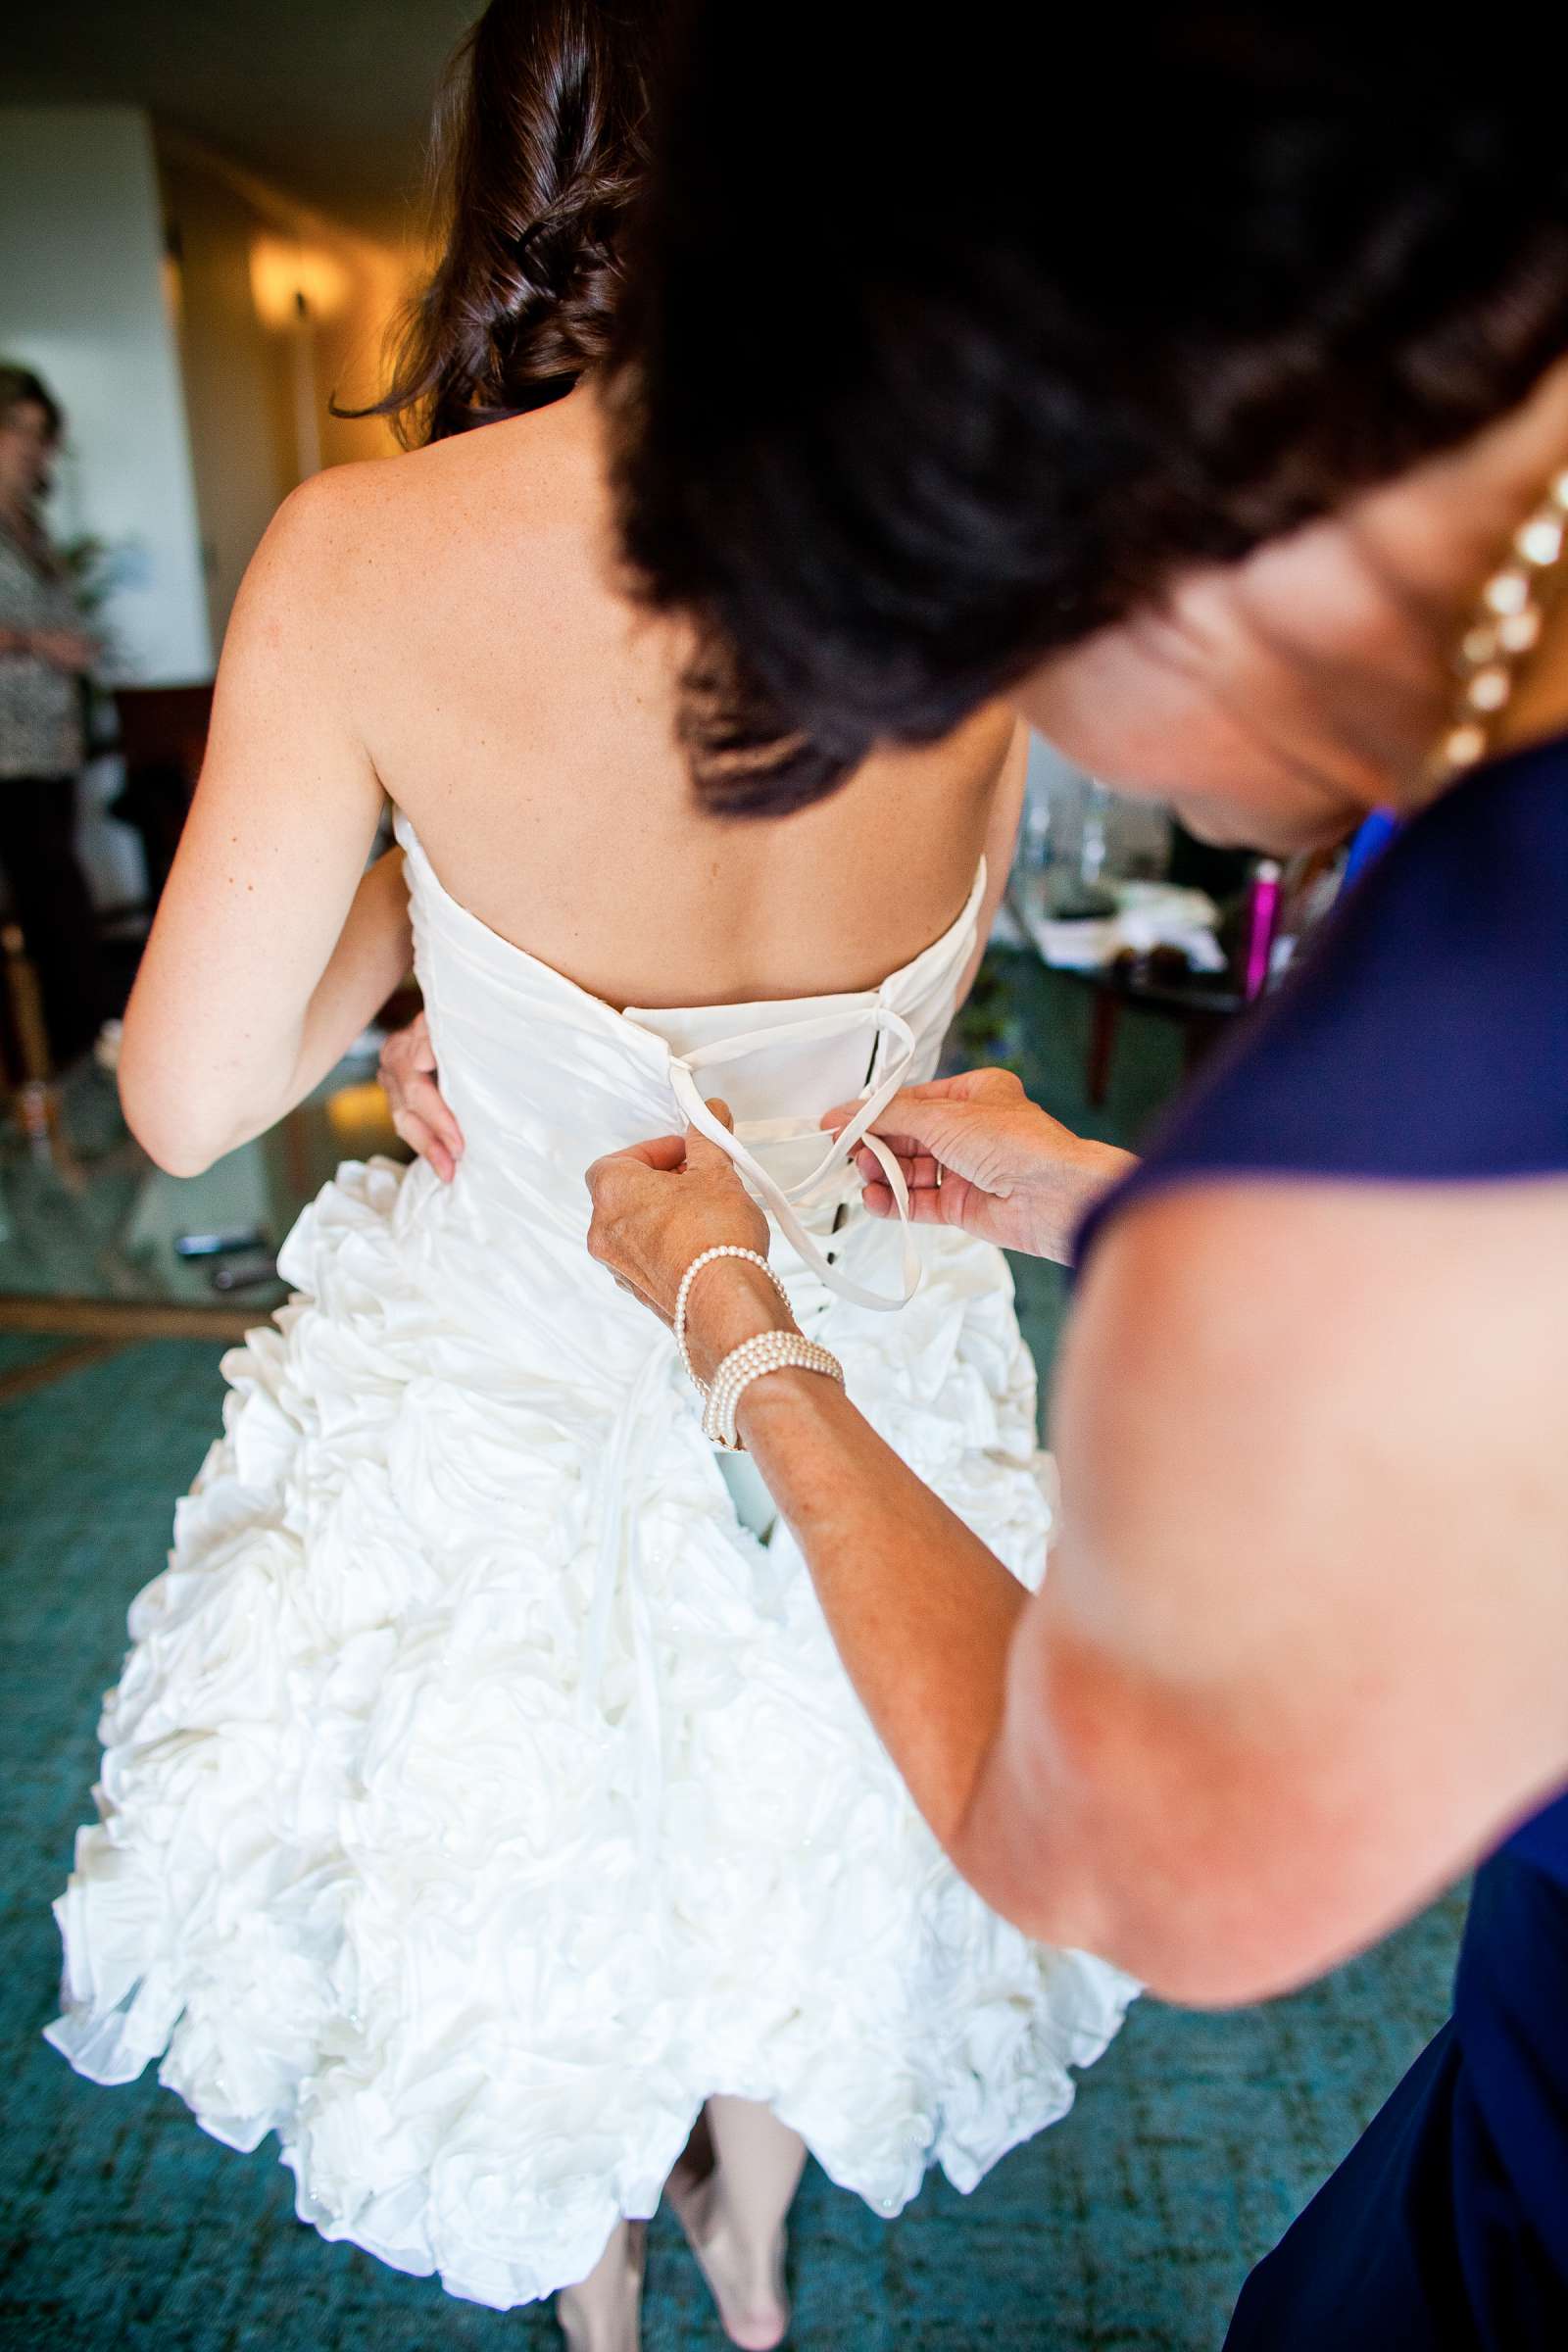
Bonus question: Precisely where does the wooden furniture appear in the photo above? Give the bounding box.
[110,683,214,906]
[1005,875,1247,1106]
[1080,960,1246,1105]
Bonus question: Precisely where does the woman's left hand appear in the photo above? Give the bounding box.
[585,1100,777,1353]
[378,1009,466,1183]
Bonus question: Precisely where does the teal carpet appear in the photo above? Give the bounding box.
[0,961,1466,2349]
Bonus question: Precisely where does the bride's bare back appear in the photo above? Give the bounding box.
[329,388,1018,1010]
[119,386,1019,1175]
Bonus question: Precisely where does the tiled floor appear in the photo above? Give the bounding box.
[0,958,1465,2349]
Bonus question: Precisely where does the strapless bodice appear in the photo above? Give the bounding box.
[394,812,985,1313]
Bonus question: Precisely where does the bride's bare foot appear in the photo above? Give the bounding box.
[556,2219,646,2352]
[665,2162,790,2351]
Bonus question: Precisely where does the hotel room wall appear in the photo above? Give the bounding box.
[0,104,213,688]
[156,134,409,653]
[0,103,214,906]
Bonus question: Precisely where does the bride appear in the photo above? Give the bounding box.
[44,1,1136,2342]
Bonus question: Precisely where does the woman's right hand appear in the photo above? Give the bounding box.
[378,1010,466,1183]
[823,1067,1136,1263]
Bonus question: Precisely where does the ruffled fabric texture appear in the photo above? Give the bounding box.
[47,1152,1135,2311]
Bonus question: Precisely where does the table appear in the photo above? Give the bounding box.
[1005,876,1249,1106]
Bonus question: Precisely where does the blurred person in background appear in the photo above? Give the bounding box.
[0,362,108,1068]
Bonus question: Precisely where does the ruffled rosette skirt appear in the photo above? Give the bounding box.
[46,1157,1136,2308]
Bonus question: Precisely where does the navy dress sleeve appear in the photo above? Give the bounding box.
[1077,727,1568,1257]
[1072,731,1568,2352]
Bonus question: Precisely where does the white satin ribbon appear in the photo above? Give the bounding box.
[584,997,931,1817]
[667,1001,923,1312]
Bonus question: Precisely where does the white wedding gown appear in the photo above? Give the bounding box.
[46,815,1137,2310]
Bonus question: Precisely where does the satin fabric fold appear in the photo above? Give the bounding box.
[45,815,1137,2310]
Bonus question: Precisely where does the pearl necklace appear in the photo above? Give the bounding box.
[1431,466,1568,787]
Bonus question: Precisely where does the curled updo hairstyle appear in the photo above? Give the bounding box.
[372,0,664,446]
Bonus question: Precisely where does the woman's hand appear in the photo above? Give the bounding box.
[29,625,98,672]
[585,1102,790,1382]
[823,1067,1136,1262]
[378,1010,466,1183]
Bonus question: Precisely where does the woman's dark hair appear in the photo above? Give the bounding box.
[613,8,1568,815]
[370,0,663,446]
[0,364,64,444]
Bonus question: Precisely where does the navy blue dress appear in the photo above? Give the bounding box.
[1075,730,1568,2350]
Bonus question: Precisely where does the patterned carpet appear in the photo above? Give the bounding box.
[0,959,1467,2349]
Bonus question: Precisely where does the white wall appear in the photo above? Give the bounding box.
[0,104,213,687]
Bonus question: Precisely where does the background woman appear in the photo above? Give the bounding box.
[42,7,1134,2348]
[0,363,107,1067]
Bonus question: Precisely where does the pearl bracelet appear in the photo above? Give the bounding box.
[701,1331,845,1452]
[673,1245,793,1396]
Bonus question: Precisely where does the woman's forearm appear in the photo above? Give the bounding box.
[684,1252,1104,1956]
[740,1363,1029,1845]
[579,1093,1142,1954]
[688,1260,1026,1845]
[126,847,413,1173]
[732,1359,1137,1967]
[241,847,413,1146]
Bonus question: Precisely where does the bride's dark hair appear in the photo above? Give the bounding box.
[370,0,663,446]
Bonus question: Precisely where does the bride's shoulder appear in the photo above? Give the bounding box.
[252,409,601,607]
[238,456,404,610]
[212,451,461,713]
[232,434,497,637]
[258,439,452,564]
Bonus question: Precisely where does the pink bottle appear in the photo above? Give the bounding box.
[1242,859,1282,1000]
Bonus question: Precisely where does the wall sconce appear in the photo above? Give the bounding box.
[249,235,352,480]
[249,235,350,331]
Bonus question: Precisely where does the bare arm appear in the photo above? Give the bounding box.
[712,1279,1033,1853]
[729,1180,1568,2003]
[588,1116,1568,2006]
[119,472,401,1175]
[0,621,96,667]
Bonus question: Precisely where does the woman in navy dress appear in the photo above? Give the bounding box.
[569,13,1568,2345]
